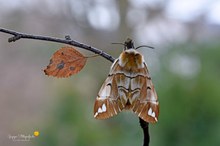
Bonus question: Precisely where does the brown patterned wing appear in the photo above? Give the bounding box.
[132,63,159,123]
[94,59,126,119]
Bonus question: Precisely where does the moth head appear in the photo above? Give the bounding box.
[124,38,134,50]
[124,38,154,50]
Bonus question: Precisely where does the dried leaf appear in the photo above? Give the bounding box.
[44,46,87,78]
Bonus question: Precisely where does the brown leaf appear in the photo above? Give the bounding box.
[44,46,87,78]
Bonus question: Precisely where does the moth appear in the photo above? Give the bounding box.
[94,39,159,123]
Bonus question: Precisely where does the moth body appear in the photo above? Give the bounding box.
[94,47,159,123]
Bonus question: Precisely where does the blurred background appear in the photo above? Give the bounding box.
[0,0,220,146]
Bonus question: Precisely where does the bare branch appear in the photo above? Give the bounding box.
[0,27,115,63]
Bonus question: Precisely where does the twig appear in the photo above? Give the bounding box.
[139,118,150,146]
[0,27,115,62]
[0,27,150,146]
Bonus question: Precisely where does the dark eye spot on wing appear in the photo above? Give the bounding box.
[57,60,65,69]
[107,83,112,87]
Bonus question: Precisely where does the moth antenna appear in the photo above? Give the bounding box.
[111,42,126,51]
[112,38,151,50]
[135,45,154,50]
[112,38,135,50]
[111,42,125,46]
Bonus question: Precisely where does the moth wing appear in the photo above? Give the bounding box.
[132,62,159,123]
[94,60,125,119]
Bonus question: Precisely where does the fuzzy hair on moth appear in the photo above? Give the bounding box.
[94,38,159,123]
